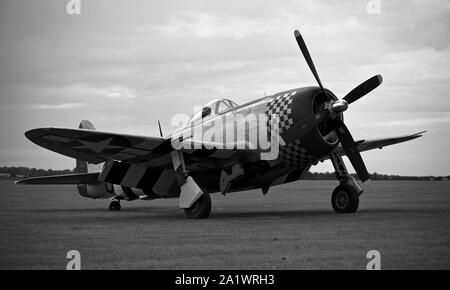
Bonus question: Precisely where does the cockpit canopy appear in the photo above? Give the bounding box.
[189,98,239,123]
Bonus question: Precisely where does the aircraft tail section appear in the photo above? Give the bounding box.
[18,120,144,200]
[75,120,103,174]
[74,120,112,198]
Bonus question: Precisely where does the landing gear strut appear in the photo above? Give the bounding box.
[109,200,121,211]
[329,151,363,213]
[170,150,212,219]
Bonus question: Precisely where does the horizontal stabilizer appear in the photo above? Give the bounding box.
[15,172,100,185]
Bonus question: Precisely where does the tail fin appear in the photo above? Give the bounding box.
[75,120,103,197]
[75,120,103,173]
[79,119,95,130]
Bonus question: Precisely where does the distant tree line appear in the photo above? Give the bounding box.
[0,166,73,178]
[0,166,448,181]
[302,171,449,181]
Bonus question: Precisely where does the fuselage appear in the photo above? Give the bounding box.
[167,86,343,194]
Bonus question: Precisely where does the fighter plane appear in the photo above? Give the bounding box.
[17,30,424,219]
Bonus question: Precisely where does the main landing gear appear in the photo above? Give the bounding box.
[169,149,213,219]
[109,200,121,211]
[329,151,363,214]
[184,191,212,219]
[331,183,359,213]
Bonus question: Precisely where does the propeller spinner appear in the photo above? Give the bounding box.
[292,29,383,182]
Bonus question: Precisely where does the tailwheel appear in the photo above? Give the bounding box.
[184,192,211,219]
[331,184,359,213]
[109,200,121,211]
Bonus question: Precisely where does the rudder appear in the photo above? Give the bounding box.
[75,120,107,198]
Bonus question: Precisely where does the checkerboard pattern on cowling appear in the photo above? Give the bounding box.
[279,139,315,168]
[266,93,294,135]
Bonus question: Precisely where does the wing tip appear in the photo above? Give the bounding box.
[24,128,51,142]
[414,130,427,136]
[377,74,383,84]
[408,130,426,140]
[15,179,27,184]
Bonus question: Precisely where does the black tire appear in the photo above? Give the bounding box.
[184,193,211,219]
[331,184,359,213]
[109,200,121,211]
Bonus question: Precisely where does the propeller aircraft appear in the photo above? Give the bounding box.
[17,30,424,218]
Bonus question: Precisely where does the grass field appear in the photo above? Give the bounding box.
[0,179,449,269]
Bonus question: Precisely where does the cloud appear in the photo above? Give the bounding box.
[139,9,361,45]
[61,84,138,99]
[140,11,287,39]
[33,103,85,110]
[100,87,137,99]
[0,0,449,175]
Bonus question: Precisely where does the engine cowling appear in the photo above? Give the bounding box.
[278,87,342,164]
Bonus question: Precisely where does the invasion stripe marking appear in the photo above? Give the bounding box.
[98,162,114,181]
[120,164,147,187]
[145,154,172,167]
[133,188,146,196]
[121,186,139,200]
[170,151,188,187]
[103,162,131,184]
[152,169,177,195]
[136,167,164,191]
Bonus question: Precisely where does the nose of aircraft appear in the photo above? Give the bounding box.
[281,86,339,144]
[270,87,342,167]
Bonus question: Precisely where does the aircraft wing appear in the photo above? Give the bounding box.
[328,131,425,159]
[25,127,169,165]
[15,172,100,184]
[25,127,259,167]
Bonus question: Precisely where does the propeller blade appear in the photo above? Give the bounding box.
[343,75,383,105]
[294,30,326,95]
[334,119,370,182]
[283,111,328,143]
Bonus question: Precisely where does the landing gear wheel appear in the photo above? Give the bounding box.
[184,193,211,219]
[109,200,121,211]
[331,184,359,213]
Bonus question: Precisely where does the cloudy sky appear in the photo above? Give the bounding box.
[0,0,449,175]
